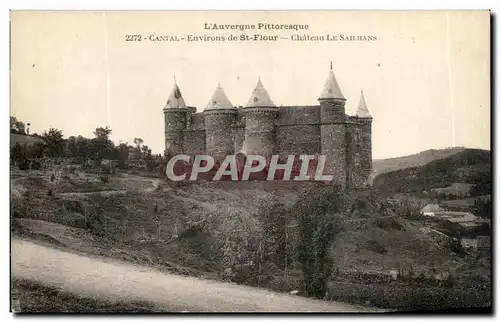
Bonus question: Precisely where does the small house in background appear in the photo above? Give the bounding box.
[420,204,443,216]
[439,212,477,222]
[475,218,491,227]
[441,212,479,232]
[460,238,478,249]
[431,183,473,198]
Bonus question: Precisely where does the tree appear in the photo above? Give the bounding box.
[116,143,131,169]
[10,143,24,163]
[293,185,343,299]
[134,137,144,150]
[67,136,78,157]
[94,126,112,141]
[141,144,152,157]
[90,127,114,160]
[30,142,45,159]
[257,192,289,269]
[42,128,65,157]
[470,172,492,197]
[10,116,26,135]
[76,135,91,159]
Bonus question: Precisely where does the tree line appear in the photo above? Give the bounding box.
[10,117,161,170]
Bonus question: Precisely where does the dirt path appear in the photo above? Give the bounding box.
[11,239,379,312]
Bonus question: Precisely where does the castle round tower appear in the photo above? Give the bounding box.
[203,84,236,162]
[355,90,373,186]
[163,82,189,156]
[319,64,347,187]
[243,79,278,159]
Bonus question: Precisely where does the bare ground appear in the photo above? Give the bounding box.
[11,238,376,313]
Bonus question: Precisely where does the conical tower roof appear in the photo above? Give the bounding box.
[205,84,234,110]
[319,63,345,100]
[356,90,372,118]
[245,79,276,108]
[164,83,187,109]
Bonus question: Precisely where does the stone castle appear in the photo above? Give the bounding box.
[163,65,373,188]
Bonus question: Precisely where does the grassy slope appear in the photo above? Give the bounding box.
[11,278,158,313]
[10,168,491,310]
[373,147,467,175]
[373,149,491,193]
[10,133,44,147]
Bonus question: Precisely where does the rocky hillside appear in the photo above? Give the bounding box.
[10,166,491,310]
[10,170,466,279]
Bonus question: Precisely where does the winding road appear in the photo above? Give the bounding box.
[11,239,379,312]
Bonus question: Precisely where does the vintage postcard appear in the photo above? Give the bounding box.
[10,10,491,313]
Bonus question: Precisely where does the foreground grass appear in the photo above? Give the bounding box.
[11,278,159,313]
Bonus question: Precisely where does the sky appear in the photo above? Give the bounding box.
[10,11,490,159]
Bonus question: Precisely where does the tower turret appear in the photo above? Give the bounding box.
[163,82,189,156]
[203,83,236,162]
[319,63,347,187]
[355,90,373,186]
[243,78,278,158]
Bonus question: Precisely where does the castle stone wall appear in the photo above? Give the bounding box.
[231,110,246,152]
[319,99,346,123]
[183,130,206,155]
[275,106,321,156]
[232,125,245,153]
[359,119,372,184]
[190,113,206,130]
[345,122,356,188]
[320,99,346,187]
[244,108,277,157]
[276,125,321,156]
[277,106,321,125]
[164,110,188,155]
[204,109,236,161]
[346,117,373,188]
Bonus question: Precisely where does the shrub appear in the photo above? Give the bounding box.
[293,185,344,299]
[374,216,403,230]
[365,239,388,254]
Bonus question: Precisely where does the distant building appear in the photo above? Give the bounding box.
[457,222,482,229]
[441,212,481,233]
[431,183,473,197]
[440,212,477,222]
[460,238,478,249]
[475,218,491,226]
[420,204,443,216]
